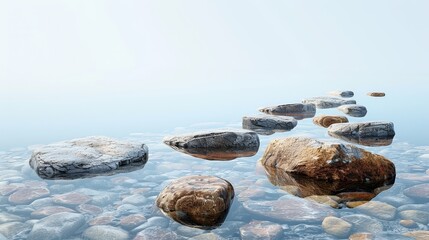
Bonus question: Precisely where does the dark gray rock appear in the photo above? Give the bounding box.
[302,97,356,109]
[163,130,259,160]
[328,121,395,139]
[328,90,354,98]
[29,136,148,179]
[337,104,367,117]
[28,212,85,240]
[242,115,297,135]
[259,103,316,119]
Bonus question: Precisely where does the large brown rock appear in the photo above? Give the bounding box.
[313,115,348,128]
[260,137,396,183]
[156,175,234,229]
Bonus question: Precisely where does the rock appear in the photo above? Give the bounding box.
[242,197,335,223]
[399,210,429,224]
[76,204,103,215]
[8,187,50,204]
[337,104,367,117]
[305,195,339,208]
[302,97,356,109]
[28,212,85,240]
[337,192,376,202]
[322,216,352,238]
[190,233,223,240]
[0,222,31,239]
[53,192,92,205]
[367,92,385,97]
[313,115,348,128]
[31,206,75,218]
[122,194,146,205]
[403,183,429,200]
[403,231,429,240]
[134,226,178,240]
[400,219,418,228]
[346,201,368,208]
[119,214,146,230]
[260,137,396,183]
[0,213,23,224]
[83,225,129,240]
[355,201,397,220]
[0,233,6,240]
[163,130,259,160]
[131,216,169,233]
[328,90,354,98]
[242,115,297,135]
[156,175,234,229]
[89,215,115,226]
[258,103,316,119]
[349,232,373,240]
[239,220,283,240]
[328,121,395,138]
[341,214,383,233]
[29,136,148,179]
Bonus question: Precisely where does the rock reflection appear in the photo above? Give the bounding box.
[328,132,394,147]
[263,165,394,208]
[166,146,258,160]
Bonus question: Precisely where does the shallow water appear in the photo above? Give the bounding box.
[1,92,429,240]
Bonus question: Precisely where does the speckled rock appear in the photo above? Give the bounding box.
[83,225,129,240]
[356,201,397,220]
[328,121,395,138]
[341,214,383,233]
[313,115,348,128]
[28,212,85,240]
[367,92,385,97]
[156,175,234,229]
[399,210,429,224]
[134,226,178,240]
[302,97,356,109]
[239,220,283,240]
[260,137,396,183]
[403,231,429,240]
[8,187,50,204]
[242,115,297,135]
[29,136,148,179]
[329,90,354,98]
[337,104,367,117]
[403,183,429,200]
[400,219,418,228]
[163,130,259,160]
[322,216,352,238]
[258,103,316,119]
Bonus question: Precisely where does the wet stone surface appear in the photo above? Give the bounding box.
[302,96,356,109]
[242,115,297,135]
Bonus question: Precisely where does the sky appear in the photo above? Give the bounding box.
[1,0,428,149]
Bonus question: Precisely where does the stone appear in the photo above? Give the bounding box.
[260,137,396,183]
[328,90,354,98]
[8,187,50,204]
[328,121,395,138]
[258,103,316,119]
[403,183,429,200]
[337,192,376,202]
[346,201,368,208]
[337,104,367,117]
[239,220,283,240]
[400,219,418,228]
[134,226,178,240]
[403,231,429,240]
[302,97,356,109]
[313,115,348,128]
[349,232,373,240]
[77,204,103,215]
[322,216,352,238]
[367,92,385,97]
[31,206,75,218]
[28,212,85,240]
[355,201,397,220]
[119,214,146,230]
[305,195,339,208]
[242,115,297,135]
[122,194,146,205]
[399,210,429,224]
[0,212,23,224]
[156,175,234,229]
[0,222,31,239]
[341,214,383,233]
[163,130,259,160]
[89,215,115,226]
[53,192,92,205]
[190,233,223,240]
[83,225,129,240]
[242,197,335,223]
[29,136,148,179]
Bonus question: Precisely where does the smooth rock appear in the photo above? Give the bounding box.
[258,103,316,119]
[8,187,50,204]
[302,97,356,109]
[400,219,418,228]
[53,192,92,205]
[403,183,429,200]
[122,194,146,205]
[346,201,368,208]
[328,121,395,138]
[242,115,297,135]
[367,92,385,97]
[119,214,146,230]
[313,115,348,128]
[156,175,234,229]
[76,204,103,215]
[163,130,259,160]
[0,212,23,224]
[0,222,31,239]
[29,136,148,179]
[305,195,339,208]
[190,233,223,240]
[134,226,178,240]
[83,225,129,240]
[403,231,429,240]
[349,232,373,240]
[89,215,115,226]
[31,206,75,218]
[260,137,396,183]
[28,212,85,240]
[329,90,354,98]
[356,201,396,220]
[337,104,367,117]
[337,192,376,202]
[322,216,352,238]
[399,210,429,224]
[341,214,383,233]
[239,220,283,240]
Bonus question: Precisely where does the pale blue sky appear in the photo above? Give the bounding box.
[1,0,428,149]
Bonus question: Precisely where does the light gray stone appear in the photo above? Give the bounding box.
[328,90,354,98]
[258,103,316,119]
[302,97,356,109]
[239,220,283,240]
[0,222,31,239]
[399,210,429,224]
[134,226,178,240]
[356,201,397,220]
[29,136,148,179]
[328,121,395,138]
[83,225,129,240]
[242,115,297,135]
[28,212,85,240]
[0,212,23,224]
[337,104,367,117]
[341,214,384,233]
[322,216,352,238]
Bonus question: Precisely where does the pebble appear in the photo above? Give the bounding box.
[403,183,429,200]
[53,192,92,205]
[400,219,418,228]
[83,225,129,240]
[0,222,31,239]
[399,210,429,224]
[27,212,85,240]
[312,115,348,128]
[8,187,50,204]
[122,194,146,205]
[239,220,283,240]
[31,206,75,218]
[302,96,356,109]
[328,90,354,98]
[322,216,352,238]
[346,201,368,208]
[341,214,383,233]
[337,104,367,117]
[403,230,429,240]
[119,214,146,230]
[190,233,223,240]
[0,212,23,224]
[367,92,385,97]
[134,226,179,240]
[349,232,374,240]
[356,201,397,220]
[89,215,115,226]
[77,203,103,215]
[305,195,339,208]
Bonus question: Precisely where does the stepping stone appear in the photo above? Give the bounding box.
[302,97,356,109]
[242,115,297,135]
[259,103,316,119]
[337,104,367,117]
[328,90,354,98]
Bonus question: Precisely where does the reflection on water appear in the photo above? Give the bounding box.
[328,132,394,147]
[164,145,258,160]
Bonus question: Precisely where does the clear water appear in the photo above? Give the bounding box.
[1,90,429,239]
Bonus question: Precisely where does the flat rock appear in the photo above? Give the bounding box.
[302,97,356,109]
[328,90,354,98]
[258,103,316,119]
[328,121,395,143]
[0,213,23,224]
[0,222,31,239]
[134,226,178,240]
[322,216,352,238]
[399,210,429,224]
[239,220,283,240]
[156,175,234,229]
[337,104,367,117]
[260,137,396,183]
[29,136,148,179]
[355,201,397,220]
[28,212,85,240]
[341,214,384,233]
[31,206,75,218]
[119,214,146,230]
[348,233,374,240]
[83,225,129,240]
[403,231,429,240]
[403,183,429,200]
[8,187,50,204]
[313,115,348,128]
[367,92,385,97]
[163,130,259,160]
[242,115,297,135]
[53,192,92,205]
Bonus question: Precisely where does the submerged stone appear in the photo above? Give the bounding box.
[28,212,85,240]
[134,226,178,240]
[337,104,367,117]
[302,97,356,109]
[239,220,283,240]
[403,183,429,200]
[341,214,384,233]
[83,225,129,240]
[403,231,429,240]
[258,103,316,119]
[328,90,354,98]
[242,115,297,135]
[8,187,50,204]
[163,130,259,160]
[313,115,348,128]
[355,201,397,220]
[29,136,148,179]
[156,175,234,229]
[322,216,352,238]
